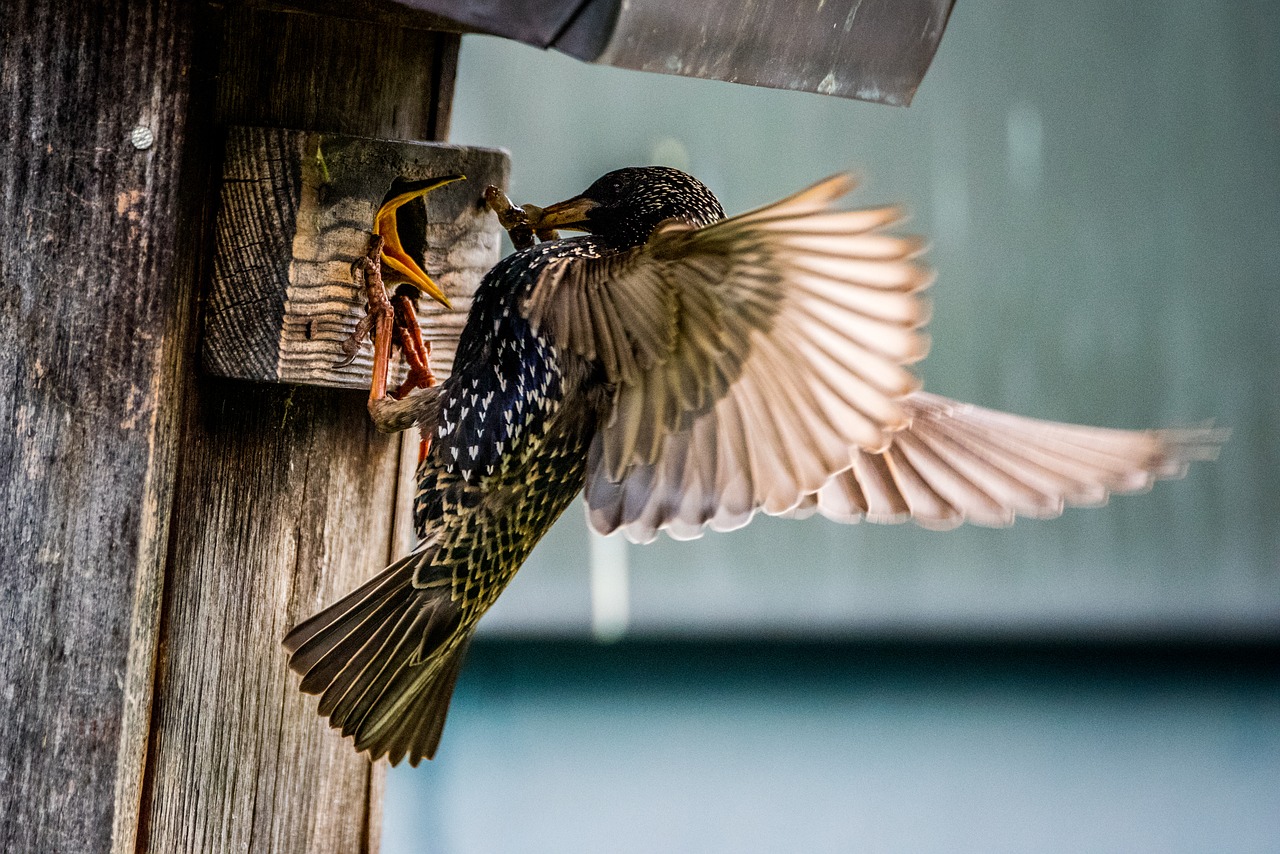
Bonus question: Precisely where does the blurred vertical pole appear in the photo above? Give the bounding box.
[0,1,458,852]
[589,532,630,642]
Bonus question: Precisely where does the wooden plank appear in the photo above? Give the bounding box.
[0,0,203,852]
[132,6,463,854]
[249,0,471,32]
[203,127,507,388]
[137,382,404,854]
[215,4,455,142]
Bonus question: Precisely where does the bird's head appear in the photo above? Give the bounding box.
[534,167,726,248]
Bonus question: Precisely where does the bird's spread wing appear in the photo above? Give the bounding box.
[588,389,1224,543]
[803,392,1225,530]
[522,174,934,523]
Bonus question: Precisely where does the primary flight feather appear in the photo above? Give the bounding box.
[284,167,1221,765]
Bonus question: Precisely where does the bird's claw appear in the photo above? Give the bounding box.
[337,234,396,368]
[342,232,438,408]
[335,309,376,368]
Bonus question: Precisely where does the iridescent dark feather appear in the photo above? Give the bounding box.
[286,237,614,765]
[285,167,1222,765]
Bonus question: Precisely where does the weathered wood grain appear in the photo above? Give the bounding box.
[216,3,456,142]
[204,127,507,389]
[138,382,403,854]
[0,0,460,852]
[251,0,469,33]
[0,0,204,851]
[133,6,463,853]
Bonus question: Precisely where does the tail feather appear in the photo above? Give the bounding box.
[285,556,413,674]
[284,546,468,764]
[300,575,414,697]
[358,634,472,767]
[323,594,460,731]
[320,597,426,721]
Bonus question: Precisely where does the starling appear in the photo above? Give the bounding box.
[284,167,1222,765]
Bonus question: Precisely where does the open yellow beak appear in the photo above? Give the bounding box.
[373,174,462,309]
[531,195,600,232]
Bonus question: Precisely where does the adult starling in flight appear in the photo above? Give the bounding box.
[284,167,1221,765]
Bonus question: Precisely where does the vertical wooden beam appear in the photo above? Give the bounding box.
[132,7,461,854]
[0,0,458,851]
[0,0,206,851]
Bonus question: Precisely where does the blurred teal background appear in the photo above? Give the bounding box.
[384,1,1279,850]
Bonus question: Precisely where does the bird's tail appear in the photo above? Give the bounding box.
[283,546,470,765]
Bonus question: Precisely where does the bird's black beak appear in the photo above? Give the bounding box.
[532,195,600,233]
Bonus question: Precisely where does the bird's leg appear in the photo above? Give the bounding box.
[358,177,458,434]
[392,293,436,398]
[337,234,397,401]
[342,237,430,396]
[484,186,560,249]
[344,233,434,436]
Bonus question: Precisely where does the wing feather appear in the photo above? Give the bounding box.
[589,389,1223,541]
[558,175,1219,542]
[527,174,930,462]
[808,392,1224,530]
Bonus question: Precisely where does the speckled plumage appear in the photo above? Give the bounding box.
[285,166,1221,766]
[411,237,612,625]
[402,170,728,635]
[283,233,631,766]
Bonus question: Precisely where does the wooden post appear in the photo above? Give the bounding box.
[0,1,462,852]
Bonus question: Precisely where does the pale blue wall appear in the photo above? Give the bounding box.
[383,1,1280,850]
[445,0,1278,642]
[385,643,1279,854]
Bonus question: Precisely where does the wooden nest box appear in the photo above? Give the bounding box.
[203,126,508,389]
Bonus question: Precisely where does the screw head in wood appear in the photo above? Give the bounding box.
[130,126,155,150]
